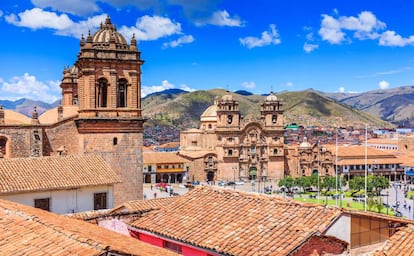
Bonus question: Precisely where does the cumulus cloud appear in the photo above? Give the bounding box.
[379,30,414,47]
[119,15,183,42]
[142,80,196,97]
[318,10,414,47]
[163,35,194,48]
[240,24,281,49]
[195,10,244,27]
[0,73,60,103]
[4,8,105,39]
[303,42,319,53]
[378,80,389,89]
[5,8,74,30]
[31,0,100,16]
[241,81,256,89]
[338,87,345,93]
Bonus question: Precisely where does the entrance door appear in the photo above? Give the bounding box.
[249,167,257,180]
[207,171,215,182]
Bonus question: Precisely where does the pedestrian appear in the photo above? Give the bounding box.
[144,193,147,199]
[150,184,153,190]
[154,192,157,199]
[409,205,411,212]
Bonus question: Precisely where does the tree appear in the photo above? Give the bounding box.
[295,176,311,193]
[349,176,365,195]
[371,175,389,196]
[278,176,295,192]
[367,197,376,211]
[321,176,336,194]
[375,197,384,213]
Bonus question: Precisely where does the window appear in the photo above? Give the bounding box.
[94,192,107,210]
[97,78,108,107]
[227,115,233,124]
[34,198,50,211]
[0,137,6,157]
[117,79,128,107]
[163,241,182,253]
[273,148,278,155]
[272,115,277,124]
[148,166,152,172]
[113,137,118,145]
[228,149,233,156]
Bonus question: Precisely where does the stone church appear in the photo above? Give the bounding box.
[0,16,145,205]
[180,92,285,183]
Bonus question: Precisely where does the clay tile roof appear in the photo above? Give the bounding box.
[374,225,414,256]
[130,186,342,256]
[0,155,121,194]
[156,142,180,149]
[0,199,178,256]
[111,197,179,214]
[143,152,190,164]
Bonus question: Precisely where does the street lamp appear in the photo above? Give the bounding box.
[232,166,236,190]
[392,183,399,216]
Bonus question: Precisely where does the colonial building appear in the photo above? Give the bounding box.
[0,16,145,205]
[143,151,189,184]
[0,155,120,214]
[180,92,285,183]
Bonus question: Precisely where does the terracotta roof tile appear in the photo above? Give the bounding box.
[374,225,414,256]
[0,155,121,194]
[111,197,179,214]
[130,186,342,256]
[0,199,178,255]
[143,151,190,164]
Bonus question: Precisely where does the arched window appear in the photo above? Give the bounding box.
[97,78,108,108]
[117,79,128,107]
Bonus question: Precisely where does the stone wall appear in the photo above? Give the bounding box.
[44,120,80,156]
[0,127,33,157]
[80,132,143,206]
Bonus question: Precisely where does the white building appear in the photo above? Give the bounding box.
[0,155,120,214]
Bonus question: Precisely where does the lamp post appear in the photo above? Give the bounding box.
[393,183,399,216]
[386,189,389,216]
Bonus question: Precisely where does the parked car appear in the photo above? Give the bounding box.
[235,181,245,185]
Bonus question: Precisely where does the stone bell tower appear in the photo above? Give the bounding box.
[72,16,145,205]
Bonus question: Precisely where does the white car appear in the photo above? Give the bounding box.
[235,181,245,185]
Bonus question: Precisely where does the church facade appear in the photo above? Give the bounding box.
[0,16,145,206]
[180,92,286,183]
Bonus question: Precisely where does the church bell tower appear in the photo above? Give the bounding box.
[72,16,146,205]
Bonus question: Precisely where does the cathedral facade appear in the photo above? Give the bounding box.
[180,92,286,183]
[0,16,145,205]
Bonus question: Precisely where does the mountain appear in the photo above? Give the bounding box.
[0,98,59,117]
[143,88,188,100]
[234,90,253,96]
[323,86,414,126]
[142,88,390,130]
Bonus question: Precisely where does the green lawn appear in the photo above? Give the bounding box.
[294,196,392,215]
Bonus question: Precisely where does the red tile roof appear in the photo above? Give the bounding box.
[143,151,190,164]
[0,199,178,256]
[111,197,179,214]
[0,155,121,194]
[130,186,342,256]
[374,225,414,256]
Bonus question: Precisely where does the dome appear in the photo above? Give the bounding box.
[266,92,278,102]
[299,137,311,148]
[221,93,233,101]
[2,110,31,125]
[92,16,128,47]
[200,105,217,122]
[39,106,79,124]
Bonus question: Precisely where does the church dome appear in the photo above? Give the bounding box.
[221,92,233,101]
[265,92,278,102]
[91,16,128,48]
[200,105,217,122]
[299,137,311,148]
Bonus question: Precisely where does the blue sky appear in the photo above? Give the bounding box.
[1,1,414,103]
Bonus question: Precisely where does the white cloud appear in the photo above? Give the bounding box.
[5,8,105,39]
[379,30,414,47]
[31,0,100,16]
[338,87,345,93]
[196,10,244,27]
[0,10,3,17]
[285,81,293,87]
[241,81,256,89]
[119,15,183,41]
[0,73,60,103]
[303,42,319,53]
[163,35,194,48]
[378,80,389,89]
[240,24,281,49]
[142,80,196,97]
[5,8,74,30]
[319,11,385,44]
